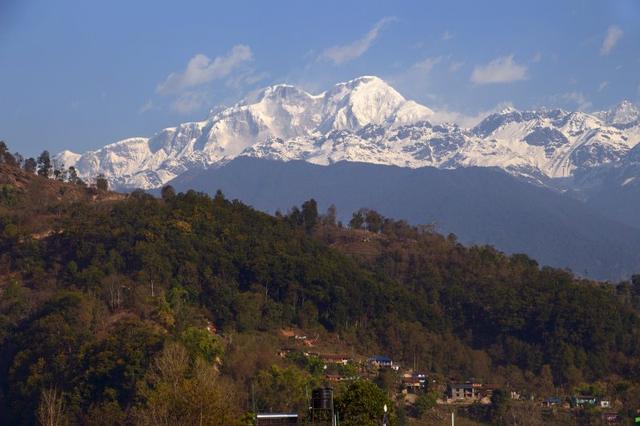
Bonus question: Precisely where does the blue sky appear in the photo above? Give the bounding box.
[1,0,638,157]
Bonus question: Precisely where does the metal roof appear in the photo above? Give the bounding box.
[257,414,299,418]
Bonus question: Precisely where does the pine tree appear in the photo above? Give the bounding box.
[24,157,37,174]
[37,151,52,177]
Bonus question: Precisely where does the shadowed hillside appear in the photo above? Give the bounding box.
[169,157,640,280]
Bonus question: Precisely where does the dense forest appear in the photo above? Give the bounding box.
[2,142,640,424]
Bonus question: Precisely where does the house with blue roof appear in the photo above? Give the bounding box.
[368,355,396,369]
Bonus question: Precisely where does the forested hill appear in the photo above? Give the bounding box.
[2,158,640,424]
[168,157,640,281]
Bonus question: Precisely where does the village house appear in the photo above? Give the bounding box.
[571,395,598,408]
[368,355,398,370]
[447,382,482,401]
[316,353,351,365]
[401,377,422,393]
[542,397,562,407]
[401,373,427,393]
[324,373,356,382]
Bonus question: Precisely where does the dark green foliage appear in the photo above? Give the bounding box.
[349,210,364,229]
[301,198,318,233]
[0,185,21,207]
[254,365,314,413]
[68,166,80,184]
[2,180,640,422]
[160,185,176,201]
[413,391,438,417]
[490,389,510,424]
[335,380,396,426]
[180,326,223,363]
[0,142,16,167]
[37,150,51,177]
[23,157,37,174]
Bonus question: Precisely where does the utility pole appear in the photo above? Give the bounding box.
[451,411,455,426]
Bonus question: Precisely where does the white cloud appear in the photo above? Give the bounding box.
[471,55,528,85]
[225,70,269,90]
[562,92,592,111]
[138,100,154,113]
[319,17,396,65]
[413,56,442,73]
[171,92,209,114]
[387,56,442,98]
[430,102,514,128]
[532,52,542,63]
[441,31,453,41]
[597,81,609,92]
[157,45,253,94]
[600,25,623,56]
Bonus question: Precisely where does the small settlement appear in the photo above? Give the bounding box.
[263,329,623,425]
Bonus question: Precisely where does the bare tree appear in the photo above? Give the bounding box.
[37,388,66,426]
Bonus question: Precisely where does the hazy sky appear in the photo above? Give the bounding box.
[1,0,639,157]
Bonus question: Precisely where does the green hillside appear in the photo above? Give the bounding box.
[2,155,640,425]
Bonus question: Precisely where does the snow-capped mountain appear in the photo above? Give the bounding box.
[56,76,640,191]
[594,100,640,128]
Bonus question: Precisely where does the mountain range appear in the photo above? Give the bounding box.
[55,76,640,279]
[56,76,640,192]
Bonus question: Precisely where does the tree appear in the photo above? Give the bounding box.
[180,326,224,364]
[24,157,37,174]
[414,391,438,418]
[37,150,52,177]
[135,343,241,426]
[36,388,67,426]
[0,141,7,159]
[349,210,365,230]
[96,174,108,191]
[161,185,176,201]
[67,167,79,184]
[13,152,23,168]
[335,380,396,426]
[374,368,397,396]
[324,204,337,226]
[254,365,313,413]
[365,209,384,233]
[301,199,318,233]
[0,141,16,166]
[490,389,510,424]
[53,163,66,181]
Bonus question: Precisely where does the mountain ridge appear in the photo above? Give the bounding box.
[167,157,640,281]
[55,76,640,192]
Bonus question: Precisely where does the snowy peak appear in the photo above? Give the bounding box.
[54,150,81,169]
[55,77,640,190]
[595,100,640,127]
[55,76,436,189]
[320,76,422,131]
